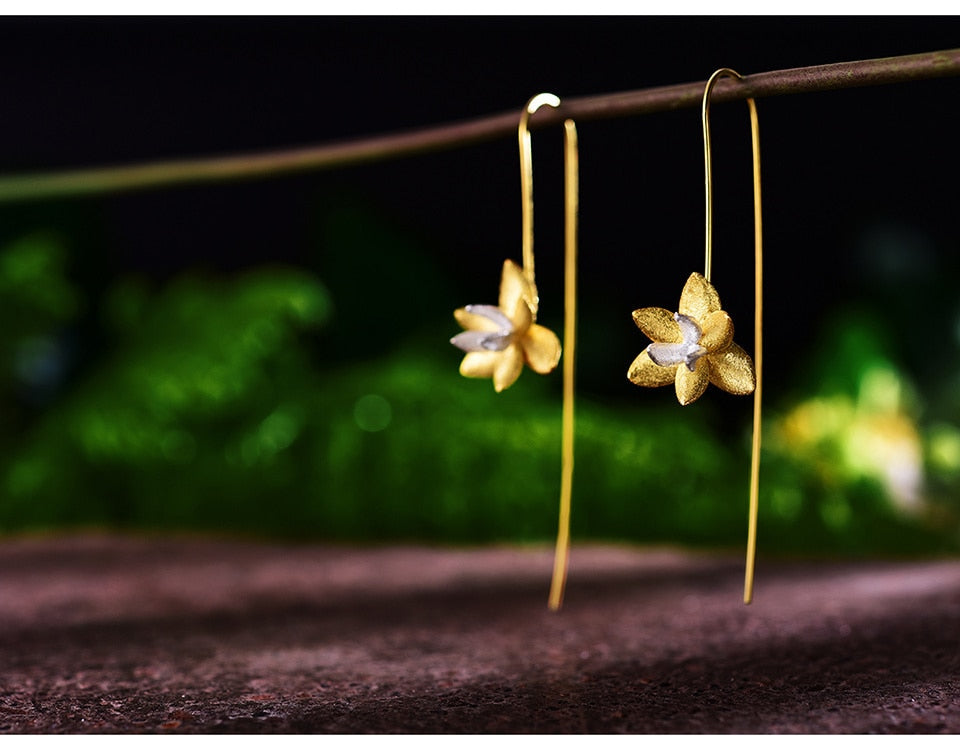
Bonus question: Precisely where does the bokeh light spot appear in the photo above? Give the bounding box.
[819,497,852,530]
[259,408,301,453]
[770,486,803,520]
[354,394,392,432]
[928,423,960,476]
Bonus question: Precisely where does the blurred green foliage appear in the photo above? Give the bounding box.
[0,226,957,556]
[0,232,81,402]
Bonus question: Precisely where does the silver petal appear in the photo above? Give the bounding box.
[480,332,513,351]
[465,304,514,332]
[648,341,707,372]
[647,342,688,367]
[451,330,512,353]
[451,330,493,352]
[674,312,702,345]
[683,344,708,371]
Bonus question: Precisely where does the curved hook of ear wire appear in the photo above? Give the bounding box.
[703,68,764,604]
[517,92,561,316]
[518,93,580,611]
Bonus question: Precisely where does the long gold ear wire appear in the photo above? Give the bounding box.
[517,93,579,611]
[702,69,763,604]
[549,117,578,611]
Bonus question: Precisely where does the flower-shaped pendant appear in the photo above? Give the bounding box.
[451,259,562,392]
[628,272,755,405]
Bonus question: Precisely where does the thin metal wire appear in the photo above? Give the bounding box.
[702,68,740,282]
[746,99,763,606]
[518,93,578,611]
[518,93,561,303]
[547,118,579,612]
[701,69,763,605]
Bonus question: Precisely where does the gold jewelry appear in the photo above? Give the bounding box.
[451,93,564,391]
[627,68,764,603]
[450,93,579,610]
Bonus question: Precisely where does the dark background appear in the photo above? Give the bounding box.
[1,22,958,731]
[0,16,957,547]
[1,16,958,397]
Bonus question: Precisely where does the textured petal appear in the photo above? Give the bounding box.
[628,350,678,387]
[675,356,709,405]
[454,306,503,333]
[459,350,500,379]
[464,304,513,331]
[632,307,681,344]
[510,296,533,337]
[650,342,706,372]
[647,342,689,367]
[707,342,756,395]
[493,343,524,392]
[521,323,561,374]
[450,330,511,352]
[699,310,733,353]
[678,272,722,322]
[451,330,491,352]
[675,313,702,345]
[499,259,536,317]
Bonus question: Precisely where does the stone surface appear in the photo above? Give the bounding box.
[0,533,958,733]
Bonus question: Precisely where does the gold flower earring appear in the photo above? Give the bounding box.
[451,93,579,610]
[451,93,564,391]
[627,68,764,603]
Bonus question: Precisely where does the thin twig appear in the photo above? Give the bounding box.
[0,48,957,203]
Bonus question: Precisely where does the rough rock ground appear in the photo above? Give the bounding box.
[0,534,958,733]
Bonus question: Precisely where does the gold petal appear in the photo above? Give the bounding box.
[707,342,756,395]
[459,350,499,379]
[699,310,733,352]
[627,349,678,388]
[675,356,709,405]
[678,272,722,323]
[493,343,524,392]
[454,307,503,333]
[522,323,561,374]
[631,307,681,344]
[498,259,536,318]
[510,295,533,336]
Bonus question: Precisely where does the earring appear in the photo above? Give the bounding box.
[627,68,764,604]
[451,93,564,391]
[450,93,579,611]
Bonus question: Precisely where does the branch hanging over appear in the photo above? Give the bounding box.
[0,48,958,203]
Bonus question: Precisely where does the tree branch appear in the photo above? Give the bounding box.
[0,48,957,203]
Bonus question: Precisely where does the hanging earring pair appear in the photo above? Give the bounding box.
[451,93,579,611]
[628,68,764,604]
[450,75,761,608]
